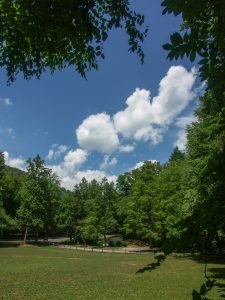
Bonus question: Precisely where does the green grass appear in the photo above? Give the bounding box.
[0,246,224,300]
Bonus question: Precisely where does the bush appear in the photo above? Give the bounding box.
[121,241,128,247]
[116,241,122,247]
[108,241,114,247]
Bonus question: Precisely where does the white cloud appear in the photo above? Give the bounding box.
[60,170,117,190]
[3,151,26,170]
[74,66,198,154]
[48,147,118,190]
[100,155,117,170]
[47,144,68,160]
[151,66,197,125]
[0,98,13,106]
[0,127,16,139]
[119,144,135,153]
[133,160,158,170]
[47,149,54,160]
[49,148,88,178]
[114,88,152,138]
[174,114,197,151]
[63,149,87,173]
[174,130,187,151]
[134,125,165,144]
[175,115,197,128]
[113,66,197,144]
[76,113,119,153]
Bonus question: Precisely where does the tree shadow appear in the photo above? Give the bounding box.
[136,253,166,274]
[0,241,20,248]
[135,252,225,299]
[192,262,225,299]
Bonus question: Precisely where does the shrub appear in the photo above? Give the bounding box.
[108,241,114,247]
[121,241,128,247]
[116,241,122,247]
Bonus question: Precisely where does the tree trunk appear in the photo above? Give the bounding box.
[104,234,107,247]
[215,231,222,255]
[23,226,28,244]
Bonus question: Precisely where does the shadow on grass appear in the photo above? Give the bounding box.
[136,254,166,274]
[0,241,21,248]
[192,278,225,299]
[136,253,225,299]
[0,240,57,248]
[191,258,225,300]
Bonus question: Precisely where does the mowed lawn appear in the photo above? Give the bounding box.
[0,246,224,300]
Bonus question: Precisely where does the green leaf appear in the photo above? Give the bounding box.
[162,43,173,51]
[170,32,183,45]
[192,290,202,300]
[200,284,207,295]
[190,51,196,62]
[198,58,208,65]
[162,7,168,15]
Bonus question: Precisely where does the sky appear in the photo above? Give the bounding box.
[0,0,202,190]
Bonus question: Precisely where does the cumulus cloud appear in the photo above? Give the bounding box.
[151,66,197,124]
[100,155,117,170]
[74,66,198,153]
[134,125,165,144]
[114,89,152,138]
[0,97,13,106]
[175,115,197,128]
[47,144,68,160]
[76,113,119,154]
[113,66,197,144]
[174,114,197,151]
[63,149,87,173]
[49,148,88,178]
[4,151,26,170]
[133,160,158,170]
[119,144,135,153]
[60,170,117,190]
[48,148,116,190]
[174,130,187,151]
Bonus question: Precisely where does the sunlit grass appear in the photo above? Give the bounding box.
[0,246,224,299]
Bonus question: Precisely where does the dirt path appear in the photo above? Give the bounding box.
[57,245,153,255]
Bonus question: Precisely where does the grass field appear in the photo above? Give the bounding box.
[0,246,224,300]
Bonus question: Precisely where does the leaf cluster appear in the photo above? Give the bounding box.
[162,0,225,103]
[0,0,148,83]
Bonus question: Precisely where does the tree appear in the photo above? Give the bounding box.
[17,155,59,242]
[160,0,225,257]
[57,191,80,243]
[123,161,161,245]
[2,168,23,219]
[183,91,225,253]
[0,152,5,197]
[0,152,7,236]
[162,0,225,105]
[0,0,148,83]
[82,178,118,246]
[153,149,188,250]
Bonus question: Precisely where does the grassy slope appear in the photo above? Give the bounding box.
[0,246,224,300]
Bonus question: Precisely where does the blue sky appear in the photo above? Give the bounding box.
[0,0,202,189]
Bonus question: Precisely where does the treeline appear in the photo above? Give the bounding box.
[1,91,225,254]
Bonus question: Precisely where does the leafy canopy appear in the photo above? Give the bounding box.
[162,0,225,103]
[0,0,148,83]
